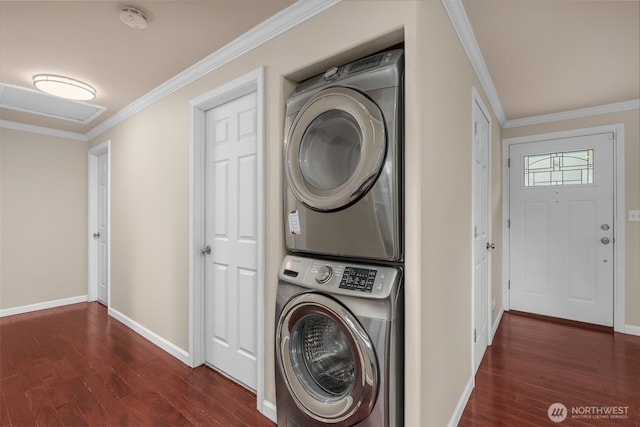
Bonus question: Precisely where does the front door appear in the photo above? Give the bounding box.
[509,132,614,326]
[204,91,258,389]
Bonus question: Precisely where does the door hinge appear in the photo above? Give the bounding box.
[474,328,477,343]
[508,219,511,228]
[508,280,511,290]
[507,158,511,168]
[474,121,478,136]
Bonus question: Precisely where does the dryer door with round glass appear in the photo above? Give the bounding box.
[276,292,378,425]
[285,86,386,212]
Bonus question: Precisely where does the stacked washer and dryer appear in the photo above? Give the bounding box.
[275,49,404,427]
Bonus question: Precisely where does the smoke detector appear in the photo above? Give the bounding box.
[120,6,148,29]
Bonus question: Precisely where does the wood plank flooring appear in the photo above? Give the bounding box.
[460,312,640,426]
[2,303,638,426]
[0,302,275,427]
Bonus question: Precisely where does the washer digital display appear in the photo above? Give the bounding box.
[339,267,377,292]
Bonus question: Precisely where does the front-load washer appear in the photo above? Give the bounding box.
[284,49,403,262]
[275,255,403,427]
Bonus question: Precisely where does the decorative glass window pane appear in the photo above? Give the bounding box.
[523,149,593,187]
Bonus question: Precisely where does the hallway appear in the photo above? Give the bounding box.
[0,303,274,426]
[460,312,640,426]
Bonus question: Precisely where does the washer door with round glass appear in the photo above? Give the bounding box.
[285,86,386,212]
[276,292,379,425]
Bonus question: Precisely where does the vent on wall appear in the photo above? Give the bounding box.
[0,82,106,124]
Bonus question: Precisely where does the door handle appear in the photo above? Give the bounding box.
[201,245,211,255]
[486,242,495,250]
[93,232,100,238]
[601,237,610,245]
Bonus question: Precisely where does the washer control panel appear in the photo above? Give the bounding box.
[280,255,400,299]
[340,267,377,292]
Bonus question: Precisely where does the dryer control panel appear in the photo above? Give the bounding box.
[280,255,400,299]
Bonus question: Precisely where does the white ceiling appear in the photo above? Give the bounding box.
[463,0,640,122]
[0,0,295,135]
[1,0,638,136]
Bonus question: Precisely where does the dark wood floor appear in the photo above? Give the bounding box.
[0,302,275,427]
[2,304,639,426]
[460,312,640,426]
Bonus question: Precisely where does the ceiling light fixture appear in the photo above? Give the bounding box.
[120,6,148,29]
[33,74,96,101]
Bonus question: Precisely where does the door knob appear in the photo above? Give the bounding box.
[601,237,610,245]
[486,242,495,250]
[201,245,211,255]
[93,232,100,238]
[601,224,610,231]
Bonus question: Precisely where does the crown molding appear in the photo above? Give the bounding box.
[504,99,640,129]
[8,0,634,141]
[85,0,340,141]
[442,0,507,126]
[0,119,88,141]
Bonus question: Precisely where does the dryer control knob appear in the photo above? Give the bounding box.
[315,265,333,284]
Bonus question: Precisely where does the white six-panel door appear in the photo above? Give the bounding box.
[204,91,258,390]
[97,152,109,305]
[509,132,614,326]
[472,95,491,373]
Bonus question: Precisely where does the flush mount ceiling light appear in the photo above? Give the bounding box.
[33,74,96,101]
[120,6,148,29]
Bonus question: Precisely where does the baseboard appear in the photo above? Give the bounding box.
[261,399,277,423]
[490,307,504,344]
[0,295,88,317]
[624,324,640,336]
[448,375,474,427]
[107,307,190,365]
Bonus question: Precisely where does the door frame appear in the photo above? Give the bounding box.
[188,68,266,409]
[471,87,492,374]
[87,140,111,304]
[502,124,625,333]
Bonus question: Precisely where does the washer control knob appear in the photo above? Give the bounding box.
[315,265,333,284]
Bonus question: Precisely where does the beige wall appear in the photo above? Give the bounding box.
[87,1,500,424]
[503,109,640,328]
[0,128,88,309]
[414,2,504,422]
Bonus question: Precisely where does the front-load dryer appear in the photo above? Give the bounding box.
[284,49,403,262]
[275,255,403,426]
